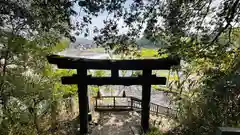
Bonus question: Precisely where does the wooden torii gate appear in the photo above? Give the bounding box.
[47,55,180,134]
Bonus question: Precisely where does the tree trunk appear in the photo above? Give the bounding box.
[0,48,10,135]
[29,102,41,135]
[69,96,75,114]
[51,100,58,133]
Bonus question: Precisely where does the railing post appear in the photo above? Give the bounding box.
[131,98,133,109]
[113,97,116,109]
[95,98,97,109]
[156,105,159,116]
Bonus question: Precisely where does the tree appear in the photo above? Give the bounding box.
[0,1,77,134]
[0,0,76,40]
[44,65,77,133]
[160,28,240,135]
[1,0,239,134]
[74,0,239,50]
[74,1,240,134]
[0,35,77,134]
[0,1,77,133]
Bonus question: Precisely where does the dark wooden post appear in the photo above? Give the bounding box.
[95,98,97,109]
[131,98,133,109]
[112,68,118,110]
[122,91,126,97]
[77,68,88,135]
[113,97,116,108]
[141,69,152,133]
[111,68,119,78]
[156,105,159,116]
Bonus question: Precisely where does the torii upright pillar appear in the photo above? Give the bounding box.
[77,68,88,134]
[141,69,152,133]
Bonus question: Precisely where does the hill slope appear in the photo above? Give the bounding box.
[69,37,168,49]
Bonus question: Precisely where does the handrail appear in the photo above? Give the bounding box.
[94,96,175,116]
[94,96,132,98]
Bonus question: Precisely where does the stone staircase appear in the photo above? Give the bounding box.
[90,112,142,135]
[89,111,174,135]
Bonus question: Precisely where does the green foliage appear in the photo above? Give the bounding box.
[136,37,168,48]
[165,29,240,135]
[0,0,76,40]
[1,1,240,135]
[44,66,77,98]
[86,47,105,53]
[0,31,76,134]
[170,69,240,135]
[84,0,240,54]
[94,70,106,77]
[146,127,164,135]
[140,48,159,58]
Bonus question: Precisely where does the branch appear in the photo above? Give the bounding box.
[209,0,240,46]
[196,0,212,36]
[228,24,233,43]
[155,87,188,97]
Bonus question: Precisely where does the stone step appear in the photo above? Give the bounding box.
[130,125,142,135]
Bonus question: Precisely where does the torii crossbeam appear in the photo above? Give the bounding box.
[47,55,180,135]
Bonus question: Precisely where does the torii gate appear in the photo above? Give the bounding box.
[47,55,180,134]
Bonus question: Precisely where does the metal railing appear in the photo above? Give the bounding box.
[94,96,175,116]
[94,96,132,110]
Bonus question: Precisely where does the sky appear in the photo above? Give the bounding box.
[71,0,222,40]
[71,0,132,40]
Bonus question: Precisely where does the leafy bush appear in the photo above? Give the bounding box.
[168,63,240,135]
[146,127,164,135]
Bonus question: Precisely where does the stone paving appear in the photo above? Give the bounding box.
[89,111,175,135]
[90,111,142,135]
